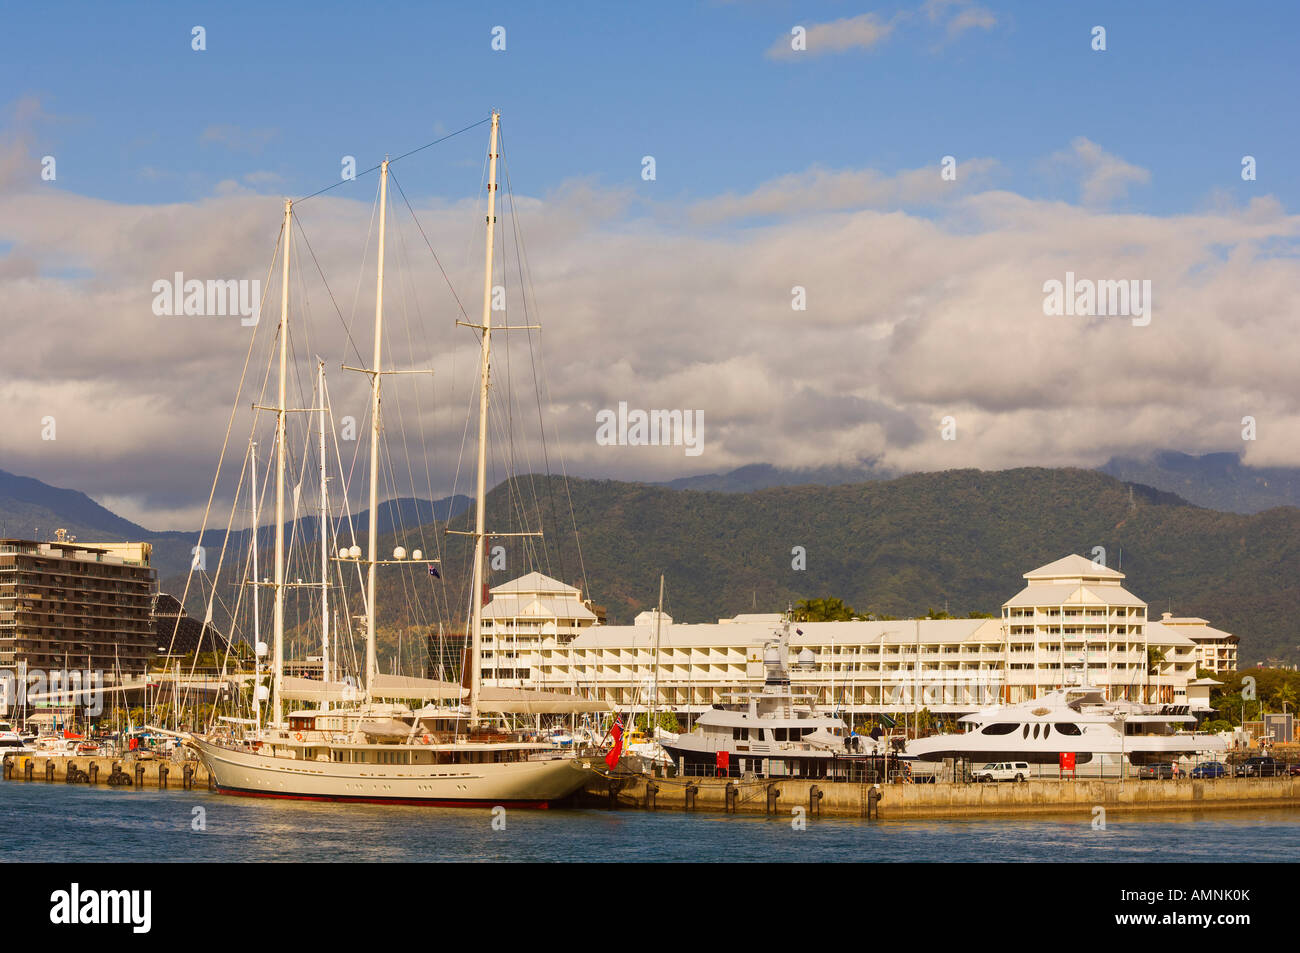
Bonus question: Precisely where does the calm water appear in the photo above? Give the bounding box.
[2,783,1297,862]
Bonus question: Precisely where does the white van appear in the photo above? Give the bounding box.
[972,761,1031,782]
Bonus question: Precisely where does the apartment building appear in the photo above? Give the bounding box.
[0,537,156,677]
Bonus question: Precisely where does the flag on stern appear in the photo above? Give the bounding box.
[604,714,625,770]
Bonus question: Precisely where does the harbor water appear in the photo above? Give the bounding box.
[2,783,1298,863]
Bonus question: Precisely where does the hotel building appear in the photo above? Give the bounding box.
[481,555,1236,718]
[0,537,156,678]
[479,572,598,684]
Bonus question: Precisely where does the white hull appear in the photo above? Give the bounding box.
[906,729,1228,763]
[191,737,596,807]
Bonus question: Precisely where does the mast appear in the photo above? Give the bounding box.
[469,111,500,725]
[365,159,390,699]
[650,574,663,735]
[271,198,291,728]
[317,361,330,686]
[250,440,261,730]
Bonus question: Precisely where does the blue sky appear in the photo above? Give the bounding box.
[3,1,1295,214]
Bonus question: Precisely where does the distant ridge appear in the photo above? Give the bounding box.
[0,468,469,580]
[660,461,894,493]
[661,451,1300,515]
[0,468,152,540]
[1100,450,1300,514]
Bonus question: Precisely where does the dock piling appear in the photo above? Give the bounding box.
[644,781,658,811]
[724,781,738,814]
[45,760,55,782]
[134,762,145,787]
[809,784,823,818]
[158,764,169,789]
[684,782,698,812]
[88,763,99,785]
[766,782,781,815]
[24,758,34,781]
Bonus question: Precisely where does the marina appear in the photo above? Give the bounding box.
[3,779,1299,864]
[7,749,1298,822]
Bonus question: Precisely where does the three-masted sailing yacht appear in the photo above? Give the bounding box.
[188,112,604,806]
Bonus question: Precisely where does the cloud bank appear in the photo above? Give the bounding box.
[1,121,1297,530]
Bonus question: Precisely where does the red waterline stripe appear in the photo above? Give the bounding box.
[216,786,552,809]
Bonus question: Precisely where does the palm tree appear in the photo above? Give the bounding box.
[792,597,856,622]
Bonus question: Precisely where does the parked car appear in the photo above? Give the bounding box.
[1137,762,1175,780]
[1235,756,1284,778]
[1287,763,1300,778]
[1190,761,1228,779]
[972,761,1031,782]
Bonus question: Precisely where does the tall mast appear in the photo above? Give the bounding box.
[271,198,291,727]
[250,440,261,730]
[650,574,664,734]
[365,159,390,699]
[318,361,330,686]
[469,111,500,725]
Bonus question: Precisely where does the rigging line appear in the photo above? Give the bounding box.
[294,115,492,205]
[389,168,471,322]
[501,144,570,587]
[483,166,550,581]
[373,199,437,649]
[291,212,367,368]
[325,383,368,623]
[158,217,283,684]
[387,222,452,635]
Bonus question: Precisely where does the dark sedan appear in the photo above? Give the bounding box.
[1137,762,1175,780]
[1234,757,1284,777]
[1190,761,1228,779]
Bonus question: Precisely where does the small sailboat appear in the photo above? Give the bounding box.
[187,112,606,806]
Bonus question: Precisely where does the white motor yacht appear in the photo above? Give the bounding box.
[905,686,1227,772]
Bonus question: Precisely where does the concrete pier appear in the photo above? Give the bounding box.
[2,754,212,790]
[580,774,1300,819]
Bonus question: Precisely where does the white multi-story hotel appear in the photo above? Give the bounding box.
[479,555,1237,718]
[479,572,597,685]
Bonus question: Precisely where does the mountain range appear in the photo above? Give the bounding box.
[3,457,1298,665]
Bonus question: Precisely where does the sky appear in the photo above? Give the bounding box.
[1,1,1298,529]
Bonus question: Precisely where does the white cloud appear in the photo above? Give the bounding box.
[767,13,897,61]
[1053,137,1152,206]
[1,131,1297,530]
[923,0,996,39]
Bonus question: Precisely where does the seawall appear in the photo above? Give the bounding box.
[2,754,212,790]
[579,773,1300,819]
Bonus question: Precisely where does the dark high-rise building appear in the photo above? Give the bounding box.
[0,538,157,677]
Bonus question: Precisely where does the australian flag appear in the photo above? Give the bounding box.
[428,564,441,579]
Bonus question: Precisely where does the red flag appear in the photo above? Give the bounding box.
[604,715,624,770]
